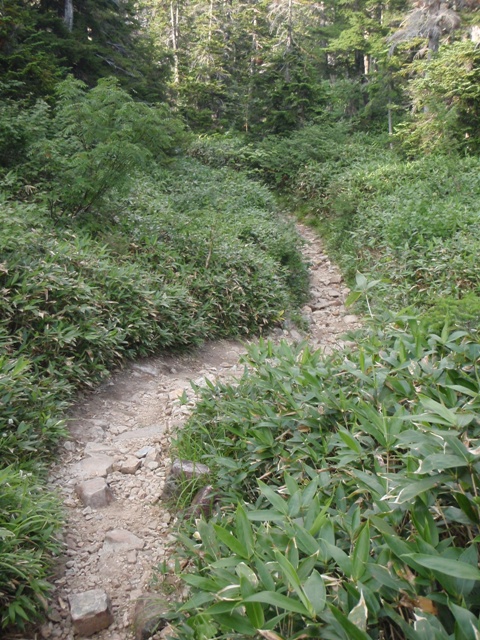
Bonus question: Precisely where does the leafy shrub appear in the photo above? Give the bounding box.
[188,122,350,188]
[168,321,480,639]
[0,76,186,215]
[0,149,307,630]
[396,41,480,156]
[292,139,480,323]
[0,467,63,630]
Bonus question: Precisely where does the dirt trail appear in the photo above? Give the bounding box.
[41,224,360,640]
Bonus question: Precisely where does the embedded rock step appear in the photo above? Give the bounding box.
[102,529,145,553]
[75,478,114,508]
[69,589,113,636]
[71,454,115,479]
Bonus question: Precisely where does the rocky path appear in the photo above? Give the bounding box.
[41,224,360,640]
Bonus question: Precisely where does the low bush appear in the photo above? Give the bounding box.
[290,143,480,325]
[0,468,63,630]
[0,147,307,630]
[188,121,351,188]
[167,321,480,639]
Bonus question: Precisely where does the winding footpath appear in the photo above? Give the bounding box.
[41,224,360,640]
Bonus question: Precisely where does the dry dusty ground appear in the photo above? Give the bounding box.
[34,224,361,640]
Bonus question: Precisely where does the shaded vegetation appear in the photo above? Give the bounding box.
[169,324,480,639]
[0,77,306,631]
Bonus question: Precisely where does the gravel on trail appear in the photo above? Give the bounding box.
[37,224,361,640]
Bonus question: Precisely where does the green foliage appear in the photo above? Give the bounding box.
[396,41,480,156]
[15,76,185,216]
[168,322,480,638]
[278,132,480,325]
[0,137,306,629]
[189,122,350,188]
[0,0,170,102]
[0,467,63,630]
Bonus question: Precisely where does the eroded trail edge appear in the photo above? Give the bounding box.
[45,224,360,640]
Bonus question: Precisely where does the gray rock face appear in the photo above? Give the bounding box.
[69,589,113,636]
[170,459,210,480]
[133,594,169,640]
[75,478,114,508]
[102,529,145,553]
[115,455,142,475]
[71,455,115,479]
[185,485,218,519]
[135,446,156,459]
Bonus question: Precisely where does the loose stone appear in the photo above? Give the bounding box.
[69,589,114,636]
[103,529,145,553]
[71,455,115,479]
[115,455,142,474]
[169,459,210,480]
[75,478,114,509]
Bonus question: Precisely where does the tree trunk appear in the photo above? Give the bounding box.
[170,1,179,84]
[285,0,293,82]
[64,0,74,32]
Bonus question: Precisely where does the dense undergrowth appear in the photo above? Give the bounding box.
[170,323,480,639]
[189,126,480,327]
[0,79,307,630]
[163,127,480,639]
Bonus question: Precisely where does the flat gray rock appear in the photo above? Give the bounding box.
[71,455,115,480]
[115,425,165,441]
[102,529,145,553]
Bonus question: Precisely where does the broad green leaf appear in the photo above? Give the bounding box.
[297,555,319,582]
[236,562,258,589]
[350,469,386,497]
[205,602,240,615]
[274,550,314,615]
[348,590,368,631]
[411,500,439,547]
[245,600,265,628]
[454,492,480,525]
[414,612,450,639]
[179,591,215,611]
[383,534,428,576]
[352,522,370,580]
[405,554,480,581]
[292,523,321,556]
[213,525,249,559]
[367,563,410,591]
[329,604,371,640]
[449,600,480,640]
[419,396,458,426]
[338,429,363,454]
[215,612,257,635]
[302,570,326,615]
[393,474,443,504]
[346,290,362,307]
[255,559,276,591]
[258,481,289,515]
[182,575,223,592]
[416,454,468,475]
[244,591,310,616]
[248,510,285,522]
[319,540,352,577]
[236,504,254,558]
[284,473,299,496]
